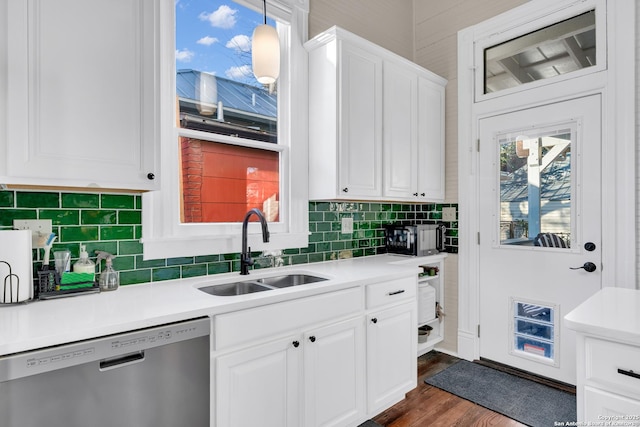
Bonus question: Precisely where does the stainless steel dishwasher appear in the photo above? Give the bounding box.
[0,317,210,427]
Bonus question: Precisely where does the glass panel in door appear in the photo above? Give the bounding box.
[498,125,575,248]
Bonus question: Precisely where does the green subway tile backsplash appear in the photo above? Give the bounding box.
[82,210,117,225]
[16,192,59,208]
[101,194,135,209]
[1,210,37,226]
[0,191,13,207]
[0,190,459,287]
[62,193,99,208]
[39,209,80,225]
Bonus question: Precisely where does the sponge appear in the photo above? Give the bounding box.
[60,272,95,285]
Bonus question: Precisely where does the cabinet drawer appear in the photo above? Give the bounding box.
[214,287,363,351]
[585,337,640,397]
[584,386,640,425]
[366,277,416,309]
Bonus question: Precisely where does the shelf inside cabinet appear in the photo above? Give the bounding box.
[418,274,439,284]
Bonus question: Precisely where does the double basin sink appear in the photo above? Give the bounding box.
[199,274,328,296]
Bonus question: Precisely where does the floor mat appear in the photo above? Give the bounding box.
[424,360,576,426]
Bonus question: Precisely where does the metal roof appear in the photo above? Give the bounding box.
[176,69,277,120]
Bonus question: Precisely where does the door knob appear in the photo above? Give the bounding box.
[570,262,597,272]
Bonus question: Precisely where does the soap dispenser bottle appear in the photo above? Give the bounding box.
[73,244,96,274]
[96,250,119,291]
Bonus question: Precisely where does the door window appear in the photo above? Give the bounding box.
[497,123,575,248]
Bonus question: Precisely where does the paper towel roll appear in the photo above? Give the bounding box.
[0,230,33,303]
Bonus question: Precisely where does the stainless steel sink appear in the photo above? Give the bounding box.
[199,281,271,296]
[255,274,327,288]
[198,274,328,296]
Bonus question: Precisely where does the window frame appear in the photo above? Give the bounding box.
[142,0,309,260]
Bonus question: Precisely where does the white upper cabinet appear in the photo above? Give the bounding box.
[417,75,446,201]
[307,31,383,199]
[1,0,160,190]
[306,26,446,202]
[383,60,418,199]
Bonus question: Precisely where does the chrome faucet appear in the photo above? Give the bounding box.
[240,208,270,275]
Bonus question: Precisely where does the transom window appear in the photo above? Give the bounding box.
[484,10,596,94]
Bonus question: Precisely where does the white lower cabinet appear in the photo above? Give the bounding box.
[584,387,640,424]
[303,317,366,427]
[212,277,418,427]
[215,316,365,427]
[575,335,640,424]
[216,335,301,427]
[366,302,417,415]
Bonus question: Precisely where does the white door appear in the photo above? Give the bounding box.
[338,41,383,198]
[216,336,301,427]
[303,317,365,427]
[383,60,417,199]
[366,302,417,414]
[478,95,602,385]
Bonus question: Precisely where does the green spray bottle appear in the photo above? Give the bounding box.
[96,251,119,292]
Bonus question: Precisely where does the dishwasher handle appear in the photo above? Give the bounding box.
[99,351,145,371]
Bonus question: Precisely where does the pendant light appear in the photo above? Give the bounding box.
[252,0,280,84]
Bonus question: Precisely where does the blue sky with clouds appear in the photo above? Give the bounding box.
[175,0,274,86]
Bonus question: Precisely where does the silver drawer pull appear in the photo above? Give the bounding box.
[388,290,405,296]
[618,368,640,380]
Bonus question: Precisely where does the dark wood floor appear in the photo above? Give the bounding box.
[372,351,527,427]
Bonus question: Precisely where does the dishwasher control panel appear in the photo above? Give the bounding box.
[0,317,210,382]
[26,347,96,369]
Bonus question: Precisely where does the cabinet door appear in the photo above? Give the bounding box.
[216,337,302,427]
[338,41,383,198]
[5,0,159,190]
[417,76,445,201]
[584,386,640,424]
[383,60,418,200]
[367,302,417,415]
[304,317,365,427]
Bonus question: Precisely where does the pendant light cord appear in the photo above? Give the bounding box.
[262,0,267,25]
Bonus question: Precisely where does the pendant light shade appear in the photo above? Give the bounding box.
[252,1,280,84]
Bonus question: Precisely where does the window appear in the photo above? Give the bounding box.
[484,10,596,94]
[497,123,575,248]
[142,0,309,259]
[474,0,606,101]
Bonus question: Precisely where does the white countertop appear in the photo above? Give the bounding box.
[0,254,446,356]
[564,287,640,345]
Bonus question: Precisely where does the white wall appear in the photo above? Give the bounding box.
[308,0,414,60]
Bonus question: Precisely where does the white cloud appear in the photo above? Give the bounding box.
[225,65,252,80]
[225,34,251,53]
[199,5,237,29]
[175,48,195,62]
[197,36,218,46]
